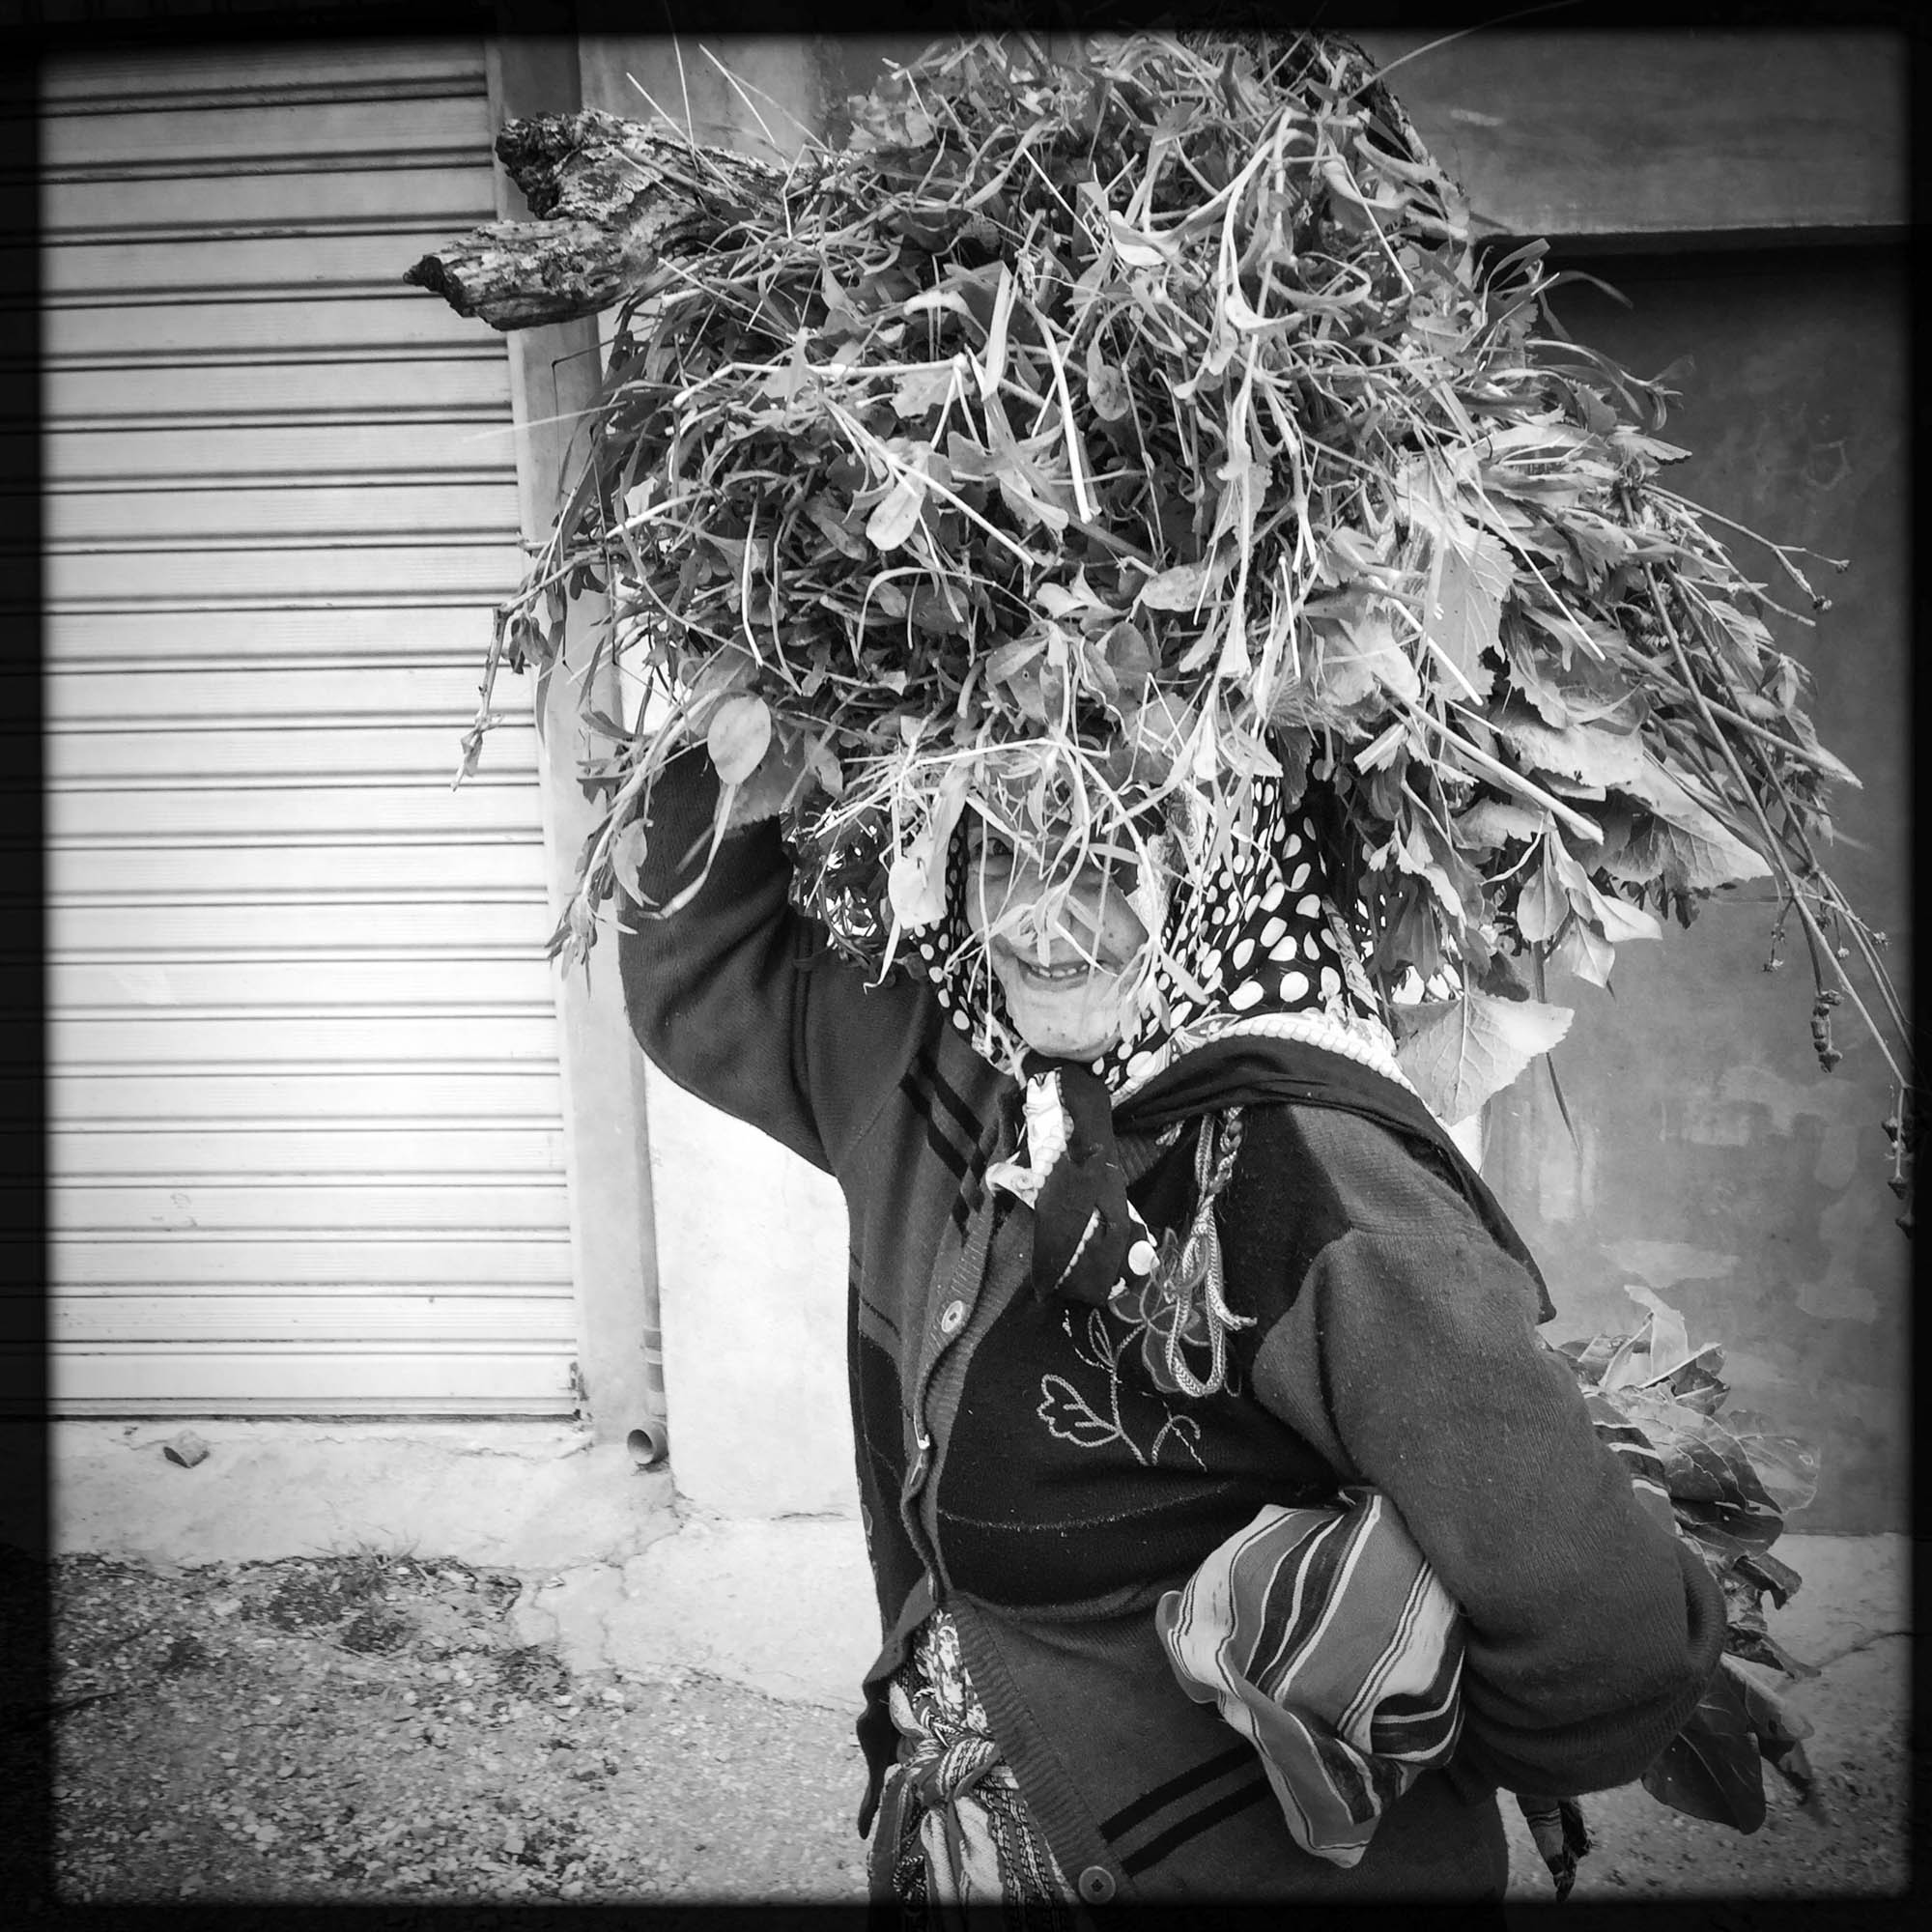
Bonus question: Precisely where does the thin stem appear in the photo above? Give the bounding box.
[1409,709,1605,842]
[1727,739,1913,1046]
[1643,564,1910,1089]
[1638,666,1852,784]
[1649,489,1847,603]
[1659,603,1914,1051]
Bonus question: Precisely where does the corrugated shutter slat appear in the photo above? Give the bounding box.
[43,41,576,1416]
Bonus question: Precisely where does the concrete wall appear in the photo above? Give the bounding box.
[638,1064,853,1520]
[1484,249,1911,1534]
[575,34,869,1530]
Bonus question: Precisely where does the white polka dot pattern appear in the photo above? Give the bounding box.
[897,770,1380,1099]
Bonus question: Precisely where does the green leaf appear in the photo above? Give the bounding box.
[1733,1547,1804,1609]
[1456,798,1548,850]
[723,728,810,828]
[1097,620,1154,704]
[1730,1667,1819,1805]
[866,467,929,551]
[1493,705,1645,790]
[983,634,1044,688]
[942,430,996,481]
[706,693,772,785]
[1584,882,1664,945]
[1565,514,1633,582]
[1424,533,1509,699]
[1353,607,1422,703]
[1550,914,1614,986]
[1640,1663,1767,1832]
[1598,1286,1698,1390]
[1515,846,1569,945]
[1558,1333,1620,1385]
[891,361,959,419]
[1300,617,1376,709]
[803,495,868,561]
[1611,426,1692,468]
[907,582,972,637]
[804,733,844,798]
[1723,1415,1822,1517]
[687,649,759,709]
[1677,1489,1783,1561]
[989,453,1070,535]
[1086,347,1132,423]
[1381,818,1469,923]
[1729,1627,1820,1684]
[1392,988,1574,1126]
[1104,213,1175,268]
[1136,562,1213,611]
[974,263,1016,400]
[611,817,651,903]
[885,765,970,931]
[1618,756,1773,892]
[1601,819,1727,896]
[1646,1417,1779,1520]
[1034,572,1115,623]
[1103,692,1196,787]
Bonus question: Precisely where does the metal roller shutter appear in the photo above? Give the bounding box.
[43,39,578,1413]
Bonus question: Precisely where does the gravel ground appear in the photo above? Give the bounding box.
[19,1548,1912,1912]
[39,1548,868,1909]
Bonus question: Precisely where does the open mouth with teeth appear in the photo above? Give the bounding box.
[996,942,1116,981]
[984,933,1148,1058]
[1011,957,1097,983]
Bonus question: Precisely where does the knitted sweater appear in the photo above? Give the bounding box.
[618,753,1726,1904]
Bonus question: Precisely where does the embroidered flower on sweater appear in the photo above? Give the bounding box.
[1036,1306,1209,1469]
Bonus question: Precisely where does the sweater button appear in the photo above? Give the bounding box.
[1076,1865,1116,1904]
[938,1298,966,1335]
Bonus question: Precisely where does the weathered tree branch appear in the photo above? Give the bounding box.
[402,217,657,331]
[403,108,807,331]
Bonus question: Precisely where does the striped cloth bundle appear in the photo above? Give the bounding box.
[1154,1488,1465,1868]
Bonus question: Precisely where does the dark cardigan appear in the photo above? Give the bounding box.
[618,753,1725,1904]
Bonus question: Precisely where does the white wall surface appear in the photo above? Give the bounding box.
[639,1061,858,1520]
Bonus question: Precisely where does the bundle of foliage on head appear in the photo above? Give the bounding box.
[467,29,1911,1140]
[1554,1290,1822,1832]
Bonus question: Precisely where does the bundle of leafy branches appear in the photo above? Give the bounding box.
[444,29,1912,1173]
[1557,1289,1822,1833]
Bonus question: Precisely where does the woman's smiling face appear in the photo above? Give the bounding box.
[961,819,1151,1060]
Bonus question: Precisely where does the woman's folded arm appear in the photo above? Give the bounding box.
[1242,1106,1726,1798]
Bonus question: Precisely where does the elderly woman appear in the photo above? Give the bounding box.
[618,738,1725,1916]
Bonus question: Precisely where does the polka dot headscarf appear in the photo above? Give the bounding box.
[900,771,1404,1100]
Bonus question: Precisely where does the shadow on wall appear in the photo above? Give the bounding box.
[1487,249,1909,1536]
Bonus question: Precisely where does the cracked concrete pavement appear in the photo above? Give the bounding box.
[38,1422,1909,1901]
[510,1520,880,1706]
[45,1418,1910,1713]
[41,1416,1914,1901]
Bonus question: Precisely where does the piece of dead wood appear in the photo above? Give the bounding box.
[403,108,803,331]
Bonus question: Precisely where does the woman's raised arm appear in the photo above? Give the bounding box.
[617,747,922,1176]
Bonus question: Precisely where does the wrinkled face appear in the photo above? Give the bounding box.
[961,820,1151,1060]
